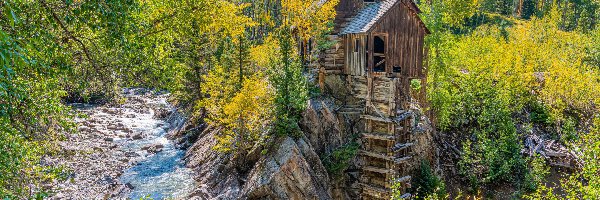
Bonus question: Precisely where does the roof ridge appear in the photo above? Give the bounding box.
[340,0,400,34]
[339,0,429,35]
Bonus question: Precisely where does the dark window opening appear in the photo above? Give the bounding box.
[365,37,369,73]
[364,0,375,3]
[373,36,385,72]
[393,65,401,73]
[374,36,385,53]
[365,37,369,56]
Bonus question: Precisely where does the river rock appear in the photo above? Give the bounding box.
[130,133,143,140]
[153,108,171,119]
[142,143,164,153]
[46,89,195,199]
[125,151,140,157]
[78,126,90,132]
[107,125,118,130]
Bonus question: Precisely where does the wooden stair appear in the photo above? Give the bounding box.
[363,166,396,174]
[358,77,414,200]
[360,114,392,123]
[359,150,412,164]
[393,142,414,152]
[361,132,395,141]
[360,183,390,198]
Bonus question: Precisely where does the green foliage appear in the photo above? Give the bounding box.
[405,161,447,200]
[480,0,514,15]
[524,117,600,199]
[560,117,579,142]
[530,102,551,124]
[0,23,72,199]
[410,79,422,92]
[440,0,479,27]
[271,30,309,136]
[458,107,528,190]
[135,0,256,104]
[321,141,359,179]
[523,155,550,192]
[420,0,600,195]
[3,0,146,99]
[0,0,342,197]
[208,76,275,154]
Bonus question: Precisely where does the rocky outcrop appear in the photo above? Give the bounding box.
[241,137,331,200]
[185,126,242,200]
[185,125,333,200]
[406,99,436,171]
[300,99,345,155]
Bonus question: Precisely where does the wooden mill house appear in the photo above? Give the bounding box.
[315,0,430,199]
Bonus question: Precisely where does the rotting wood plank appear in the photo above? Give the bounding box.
[362,132,395,141]
[360,183,390,197]
[360,150,396,160]
[363,166,396,174]
[394,156,412,164]
[361,115,392,123]
[392,142,414,152]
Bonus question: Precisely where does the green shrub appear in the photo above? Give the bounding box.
[407,160,447,200]
[321,141,359,179]
[411,79,422,92]
[530,102,551,125]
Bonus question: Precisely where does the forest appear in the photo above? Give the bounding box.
[0,0,599,199]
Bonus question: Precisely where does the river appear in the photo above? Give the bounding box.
[49,89,196,199]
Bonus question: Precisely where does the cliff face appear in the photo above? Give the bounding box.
[241,137,331,199]
[182,126,333,200]
[180,73,434,200]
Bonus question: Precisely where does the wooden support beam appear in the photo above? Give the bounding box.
[363,166,396,174]
[393,143,414,152]
[394,156,412,164]
[360,183,390,194]
[360,150,395,160]
[325,69,343,74]
[361,115,393,123]
[362,132,395,141]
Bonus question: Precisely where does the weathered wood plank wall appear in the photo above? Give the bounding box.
[344,34,367,76]
[368,0,427,78]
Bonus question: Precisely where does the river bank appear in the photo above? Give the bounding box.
[44,89,196,199]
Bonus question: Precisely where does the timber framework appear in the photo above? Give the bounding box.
[317,0,430,199]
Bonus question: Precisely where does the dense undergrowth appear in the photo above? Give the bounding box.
[1,0,338,197]
[1,0,599,199]
[417,0,600,198]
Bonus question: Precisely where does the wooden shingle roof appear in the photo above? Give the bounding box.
[339,0,429,35]
[340,0,399,34]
